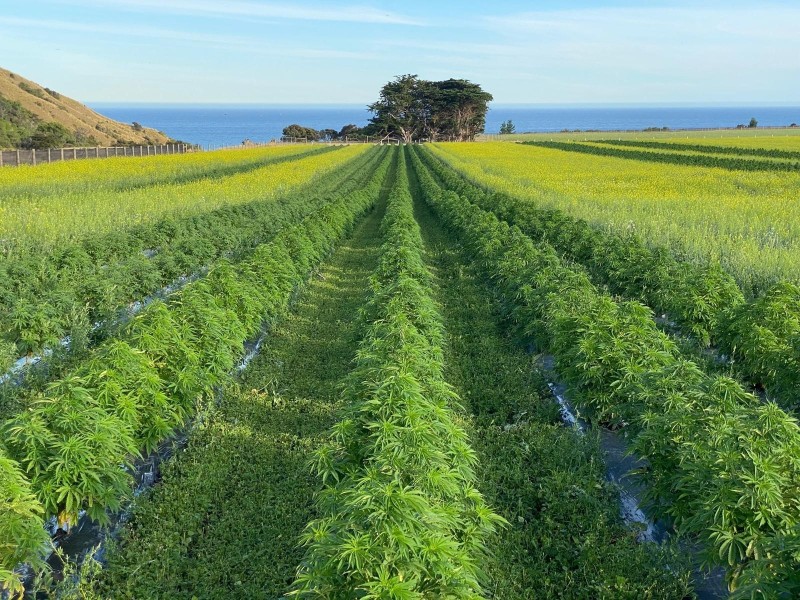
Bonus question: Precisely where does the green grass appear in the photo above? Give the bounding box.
[410,168,694,599]
[84,184,389,599]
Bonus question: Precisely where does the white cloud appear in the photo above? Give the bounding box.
[0,16,379,60]
[0,16,255,47]
[53,0,426,26]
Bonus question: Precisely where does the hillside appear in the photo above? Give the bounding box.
[0,67,171,148]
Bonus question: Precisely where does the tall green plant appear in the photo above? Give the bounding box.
[293,150,503,598]
[409,144,800,589]
[0,453,50,599]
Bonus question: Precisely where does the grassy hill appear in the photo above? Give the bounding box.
[0,67,172,149]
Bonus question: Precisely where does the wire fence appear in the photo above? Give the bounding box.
[0,143,190,167]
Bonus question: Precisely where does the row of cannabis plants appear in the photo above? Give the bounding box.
[291,150,505,598]
[418,147,800,412]
[0,147,391,598]
[410,146,800,595]
[0,146,378,383]
[596,139,800,161]
[526,140,800,172]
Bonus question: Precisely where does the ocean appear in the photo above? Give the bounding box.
[89,103,800,148]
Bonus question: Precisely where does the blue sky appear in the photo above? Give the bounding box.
[1,0,798,104]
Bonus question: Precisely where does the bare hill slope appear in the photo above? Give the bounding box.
[0,67,171,147]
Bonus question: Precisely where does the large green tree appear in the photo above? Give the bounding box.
[367,74,423,143]
[368,75,492,142]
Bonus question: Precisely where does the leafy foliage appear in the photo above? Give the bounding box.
[499,120,515,135]
[0,146,390,586]
[73,146,394,599]
[415,189,693,598]
[368,74,493,142]
[717,282,800,410]
[410,144,800,590]
[0,452,51,598]
[426,141,800,293]
[0,145,370,378]
[421,145,799,411]
[293,150,504,597]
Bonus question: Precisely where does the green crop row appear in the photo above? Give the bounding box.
[292,149,504,598]
[0,146,382,380]
[526,140,800,172]
[418,147,800,412]
[409,146,800,594]
[0,147,391,597]
[597,139,800,161]
[717,284,800,410]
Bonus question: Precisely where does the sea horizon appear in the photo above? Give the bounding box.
[87,103,800,148]
[89,101,800,108]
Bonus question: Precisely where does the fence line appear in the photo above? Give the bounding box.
[0,143,190,167]
[0,139,383,166]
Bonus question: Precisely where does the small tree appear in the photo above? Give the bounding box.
[25,122,75,149]
[499,120,516,135]
[749,117,758,128]
[338,124,361,138]
[282,124,320,141]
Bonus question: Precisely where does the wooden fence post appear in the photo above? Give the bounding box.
[0,151,3,167]
[16,150,20,166]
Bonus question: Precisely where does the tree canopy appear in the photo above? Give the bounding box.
[499,119,516,135]
[368,75,493,142]
[279,75,493,144]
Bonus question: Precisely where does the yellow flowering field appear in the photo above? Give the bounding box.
[0,144,367,251]
[490,129,800,150]
[430,141,800,291]
[0,144,318,199]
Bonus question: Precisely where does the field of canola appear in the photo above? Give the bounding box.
[1,142,798,599]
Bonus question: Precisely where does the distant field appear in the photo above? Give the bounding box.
[0,144,365,249]
[482,127,800,149]
[430,141,800,293]
[0,144,317,199]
